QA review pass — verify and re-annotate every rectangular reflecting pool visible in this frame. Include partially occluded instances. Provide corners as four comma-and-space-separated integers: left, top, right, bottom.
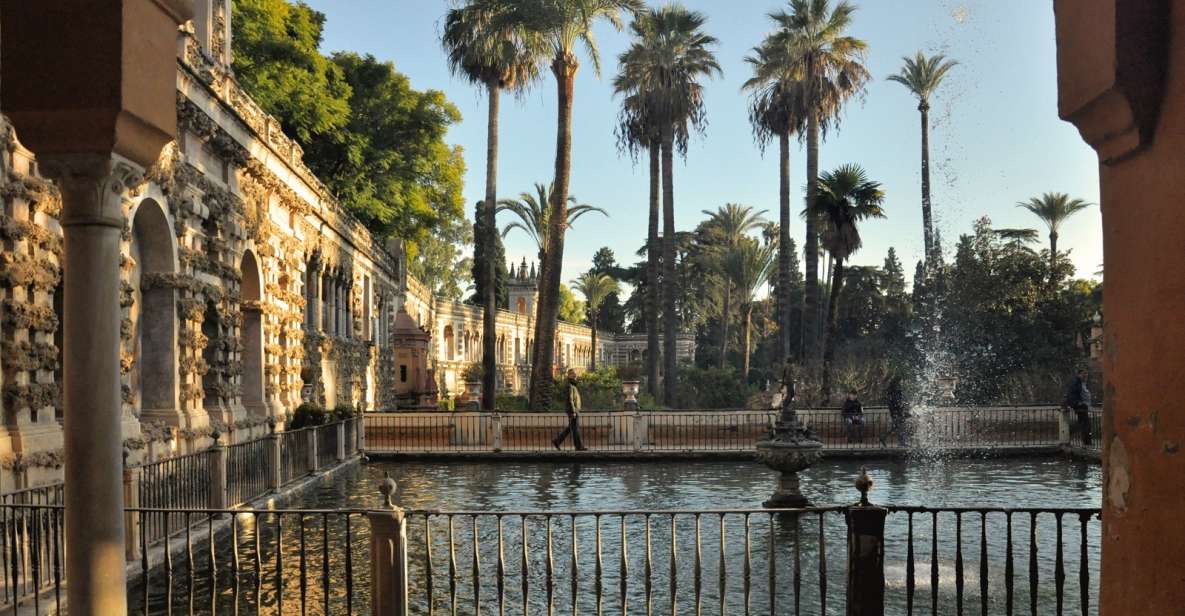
130, 457, 1101, 615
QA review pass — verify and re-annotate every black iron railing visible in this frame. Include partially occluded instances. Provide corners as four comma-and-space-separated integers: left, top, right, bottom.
365, 407, 1075, 455
316, 423, 340, 469
0, 500, 1101, 615
227, 437, 272, 507
281, 428, 312, 484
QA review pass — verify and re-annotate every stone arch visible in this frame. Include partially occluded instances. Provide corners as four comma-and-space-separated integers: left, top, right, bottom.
200, 299, 221, 411
444, 325, 455, 361
239, 249, 266, 416
129, 198, 179, 423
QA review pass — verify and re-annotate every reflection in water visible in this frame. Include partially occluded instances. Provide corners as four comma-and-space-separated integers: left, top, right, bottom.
129, 457, 1100, 615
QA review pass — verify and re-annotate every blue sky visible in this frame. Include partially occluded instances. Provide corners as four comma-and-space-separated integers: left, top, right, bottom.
303, 0, 1102, 284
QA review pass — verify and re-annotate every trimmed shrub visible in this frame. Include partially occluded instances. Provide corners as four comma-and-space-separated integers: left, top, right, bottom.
290, 403, 327, 429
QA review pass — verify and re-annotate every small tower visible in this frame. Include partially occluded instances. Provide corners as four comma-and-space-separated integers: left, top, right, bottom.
508, 257, 539, 320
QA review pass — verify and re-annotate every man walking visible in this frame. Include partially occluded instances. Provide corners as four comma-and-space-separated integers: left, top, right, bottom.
553, 369, 587, 451
1064, 368, 1093, 446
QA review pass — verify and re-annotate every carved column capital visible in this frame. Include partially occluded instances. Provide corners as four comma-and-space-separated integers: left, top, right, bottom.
38, 154, 145, 228
1054, 0, 1170, 164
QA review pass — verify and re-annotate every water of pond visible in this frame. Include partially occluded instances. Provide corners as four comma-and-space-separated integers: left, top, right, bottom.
131, 456, 1101, 615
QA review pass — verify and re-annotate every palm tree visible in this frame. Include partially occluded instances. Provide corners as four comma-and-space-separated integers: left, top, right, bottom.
809, 163, 885, 401
725, 238, 776, 379
887, 51, 957, 264
1016, 192, 1093, 286
743, 44, 807, 364
614, 91, 663, 397
615, 4, 721, 405
492, 0, 642, 410
497, 182, 607, 260
754, 0, 870, 362
702, 203, 767, 367
443, 0, 541, 411
572, 272, 621, 371
993, 227, 1040, 248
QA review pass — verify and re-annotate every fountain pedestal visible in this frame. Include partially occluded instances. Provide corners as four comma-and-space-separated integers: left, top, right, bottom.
756, 387, 823, 507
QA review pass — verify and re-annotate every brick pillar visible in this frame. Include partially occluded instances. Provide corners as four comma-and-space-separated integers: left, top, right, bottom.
268, 431, 282, 491
368, 473, 408, 616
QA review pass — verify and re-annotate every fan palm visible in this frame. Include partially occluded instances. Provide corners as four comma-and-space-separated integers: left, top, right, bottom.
1016, 192, 1093, 286
497, 182, 607, 261
725, 238, 776, 378
614, 89, 663, 396
808, 164, 885, 401
443, 0, 542, 410
743, 43, 808, 363
615, 4, 721, 405
490, 0, 643, 410
572, 272, 621, 371
752, 0, 870, 362
993, 227, 1040, 248
887, 51, 957, 263
702, 203, 768, 367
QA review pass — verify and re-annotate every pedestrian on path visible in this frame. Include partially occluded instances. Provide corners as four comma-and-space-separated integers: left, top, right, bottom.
1064, 368, 1093, 446
553, 369, 587, 451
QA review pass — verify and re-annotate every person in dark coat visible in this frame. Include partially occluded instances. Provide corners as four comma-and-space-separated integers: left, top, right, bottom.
881, 376, 908, 447
552, 369, 587, 451
1064, 368, 1093, 446
841, 390, 865, 444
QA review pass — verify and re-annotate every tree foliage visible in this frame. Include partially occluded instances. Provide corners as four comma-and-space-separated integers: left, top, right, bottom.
469, 200, 509, 309
233, 1, 466, 251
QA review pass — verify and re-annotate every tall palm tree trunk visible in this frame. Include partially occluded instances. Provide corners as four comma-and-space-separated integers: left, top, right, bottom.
741, 303, 753, 380
1049, 230, 1059, 286
821, 258, 845, 403
481, 80, 500, 410
646, 141, 661, 397
920, 101, 934, 264
802, 110, 821, 361
661, 125, 677, 406
529, 58, 576, 411
590, 312, 598, 372
719, 283, 730, 368
777, 130, 793, 362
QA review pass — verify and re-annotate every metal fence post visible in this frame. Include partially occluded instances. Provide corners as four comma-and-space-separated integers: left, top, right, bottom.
357, 414, 366, 454
491, 413, 503, 452
208, 433, 228, 510
846, 467, 887, 616
123, 464, 142, 561
308, 428, 319, 474
268, 429, 283, 491
1057, 408, 1072, 447
369, 473, 409, 616
337, 420, 347, 462
633, 411, 646, 452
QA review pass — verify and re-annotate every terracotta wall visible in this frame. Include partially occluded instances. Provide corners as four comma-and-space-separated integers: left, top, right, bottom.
1059, 0, 1185, 611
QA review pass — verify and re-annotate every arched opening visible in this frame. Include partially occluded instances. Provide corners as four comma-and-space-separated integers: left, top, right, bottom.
129, 200, 178, 421
201, 300, 221, 411
517, 297, 526, 315
444, 325, 455, 361
240, 250, 266, 415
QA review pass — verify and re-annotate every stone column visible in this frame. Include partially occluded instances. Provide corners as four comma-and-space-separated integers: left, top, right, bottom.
47, 154, 142, 615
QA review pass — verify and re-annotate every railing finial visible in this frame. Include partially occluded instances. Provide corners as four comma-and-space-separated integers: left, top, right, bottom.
855, 466, 874, 507
379, 471, 397, 509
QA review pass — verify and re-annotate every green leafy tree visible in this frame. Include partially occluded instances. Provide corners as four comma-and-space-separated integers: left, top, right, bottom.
590, 248, 627, 334
1015, 192, 1093, 287
572, 272, 621, 370
614, 4, 721, 405
231, 0, 351, 144
752, 0, 871, 361
887, 52, 958, 263
557, 284, 586, 325
443, 0, 542, 410
409, 217, 472, 301
309, 53, 466, 246
809, 163, 885, 401
469, 200, 509, 309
